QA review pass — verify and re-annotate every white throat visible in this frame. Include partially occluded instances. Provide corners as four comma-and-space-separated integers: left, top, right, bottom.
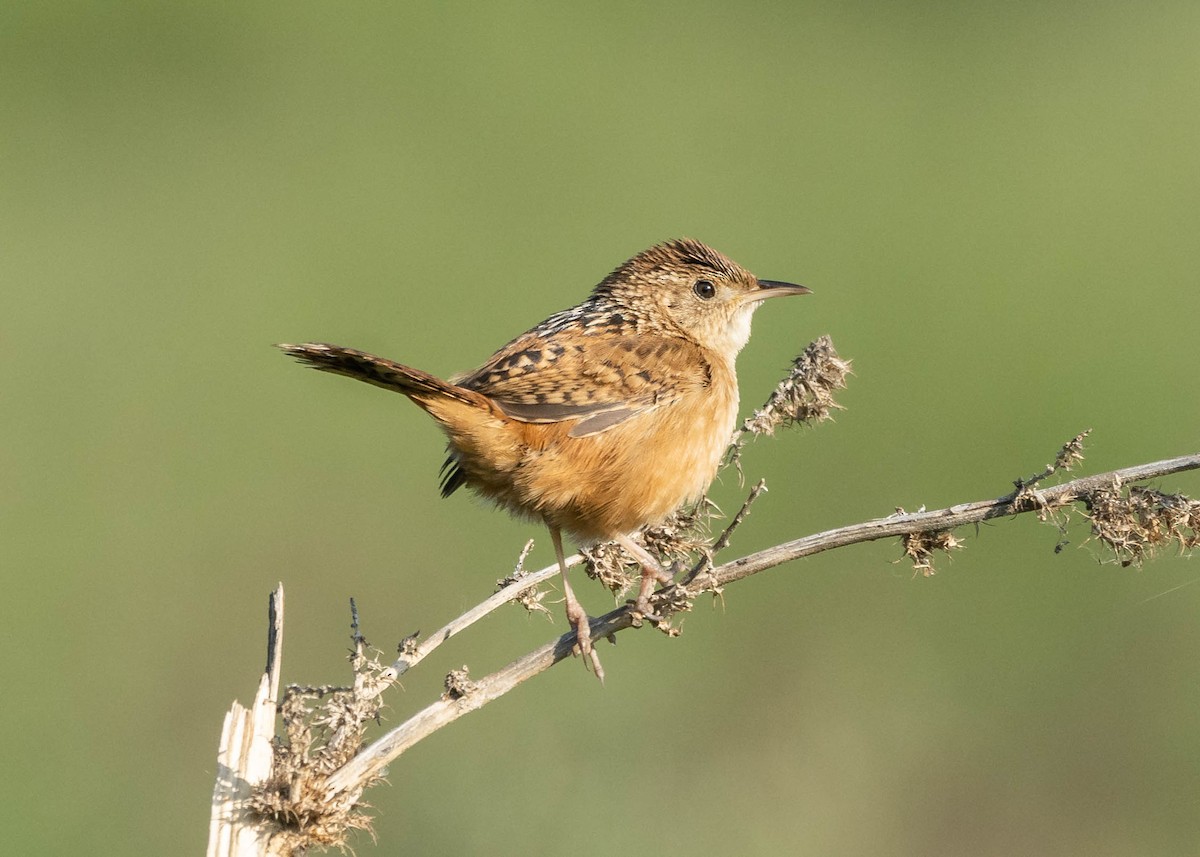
714, 302, 758, 357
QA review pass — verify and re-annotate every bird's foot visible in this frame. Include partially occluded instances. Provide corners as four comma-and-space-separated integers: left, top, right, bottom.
650, 564, 675, 587
564, 600, 605, 682
628, 559, 673, 626
630, 592, 666, 627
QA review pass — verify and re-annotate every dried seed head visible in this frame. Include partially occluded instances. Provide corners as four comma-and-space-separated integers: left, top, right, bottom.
247, 615, 390, 852
901, 529, 964, 577
497, 539, 554, 618
1084, 482, 1200, 566
398, 630, 420, 659
1015, 429, 1093, 500
581, 540, 638, 596
1054, 430, 1091, 473
584, 499, 718, 596
443, 666, 479, 700
249, 678, 385, 850
640, 497, 719, 564
738, 335, 851, 439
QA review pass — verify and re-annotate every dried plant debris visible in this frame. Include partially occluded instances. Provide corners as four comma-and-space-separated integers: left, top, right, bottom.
1084, 482, 1200, 566
443, 666, 479, 700
398, 630, 420, 660
1009, 432, 1200, 565
506, 576, 554, 617
249, 632, 389, 852
642, 497, 720, 566
895, 433, 1197, 574
583, 498, 719, 597
735, 335, 851, 441
1014, 429, 1092, 499
580, 539, 638, 597
497, 539, 553, 618
1053, 430, 1089, 473
901, 529, 964, 577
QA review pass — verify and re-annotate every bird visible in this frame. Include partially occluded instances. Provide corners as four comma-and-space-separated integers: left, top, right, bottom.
278, 238, 810, 679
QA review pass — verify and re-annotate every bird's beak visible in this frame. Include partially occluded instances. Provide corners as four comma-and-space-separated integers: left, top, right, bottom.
748, 279, 813, 302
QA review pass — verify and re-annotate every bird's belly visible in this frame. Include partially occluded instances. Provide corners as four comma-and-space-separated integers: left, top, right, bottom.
509, 384, 740, 542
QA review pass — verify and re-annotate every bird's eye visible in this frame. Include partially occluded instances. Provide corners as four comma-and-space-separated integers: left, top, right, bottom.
693, 280, 716, 300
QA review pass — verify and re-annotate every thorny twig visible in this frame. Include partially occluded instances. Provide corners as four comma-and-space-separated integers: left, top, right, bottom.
682, 479, 767, 590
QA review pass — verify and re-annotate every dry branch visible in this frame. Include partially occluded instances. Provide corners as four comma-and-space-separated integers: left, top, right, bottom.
323, 449, 1200, 800
213, 450, 1200, 853
208, 585, 286, 857
208, 334, 1199, 855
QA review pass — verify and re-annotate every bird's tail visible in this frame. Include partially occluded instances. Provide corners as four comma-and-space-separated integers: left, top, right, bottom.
277, 342, 487, 411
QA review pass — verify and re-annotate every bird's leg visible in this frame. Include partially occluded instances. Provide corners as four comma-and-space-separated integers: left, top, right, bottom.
613, 533, 674, 623
548, 523, 604, 681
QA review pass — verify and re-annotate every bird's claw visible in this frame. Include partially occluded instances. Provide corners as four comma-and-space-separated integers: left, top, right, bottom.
567, 609, 605, 682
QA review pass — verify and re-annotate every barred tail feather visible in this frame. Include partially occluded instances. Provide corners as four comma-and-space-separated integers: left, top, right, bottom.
276, 342, 479, 406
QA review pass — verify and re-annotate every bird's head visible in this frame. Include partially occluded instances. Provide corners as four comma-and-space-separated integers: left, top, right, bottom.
594, 238, 810, 356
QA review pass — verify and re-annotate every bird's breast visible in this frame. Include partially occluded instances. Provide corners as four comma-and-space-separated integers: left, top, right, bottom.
510, 356, 740, 541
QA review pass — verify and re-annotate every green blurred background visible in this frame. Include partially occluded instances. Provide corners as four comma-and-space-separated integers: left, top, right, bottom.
4, 2, 1199, 854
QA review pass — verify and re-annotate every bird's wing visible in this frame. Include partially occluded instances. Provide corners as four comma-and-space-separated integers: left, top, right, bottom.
455, 333, 710, 438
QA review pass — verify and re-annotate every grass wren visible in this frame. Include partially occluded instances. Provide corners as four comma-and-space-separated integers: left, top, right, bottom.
279, 238, 810, 679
